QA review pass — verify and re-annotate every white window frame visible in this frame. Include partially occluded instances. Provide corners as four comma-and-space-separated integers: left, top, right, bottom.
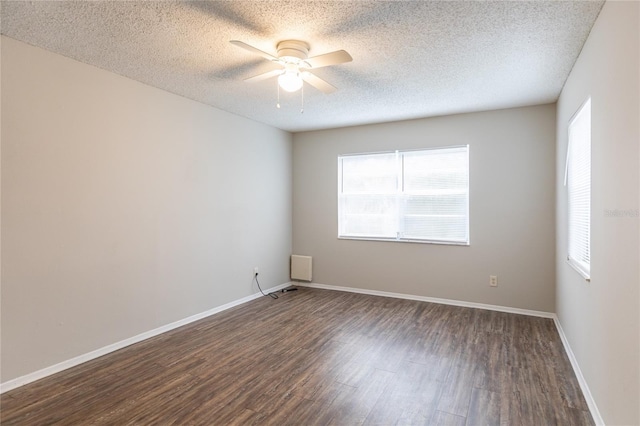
337, 145, 469, 245
565, 98, 591, 281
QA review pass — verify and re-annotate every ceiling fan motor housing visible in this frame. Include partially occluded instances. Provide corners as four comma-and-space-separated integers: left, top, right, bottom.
277, 40, 310, 64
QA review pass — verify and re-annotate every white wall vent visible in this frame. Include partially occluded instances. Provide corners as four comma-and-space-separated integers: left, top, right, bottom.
291, 255, 312, 282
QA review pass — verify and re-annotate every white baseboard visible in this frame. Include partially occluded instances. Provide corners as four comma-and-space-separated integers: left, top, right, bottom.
553, 317, 604, 426
0, 282, 291, 394
294, 281, 555, 318
294, 281, 602, 425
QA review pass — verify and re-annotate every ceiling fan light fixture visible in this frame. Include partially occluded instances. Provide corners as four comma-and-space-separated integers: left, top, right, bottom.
231, 39, 351, 96
278, 70, 303, 92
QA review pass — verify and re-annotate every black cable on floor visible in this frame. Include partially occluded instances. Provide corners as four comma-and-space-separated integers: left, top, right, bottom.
254, 273, 278, 299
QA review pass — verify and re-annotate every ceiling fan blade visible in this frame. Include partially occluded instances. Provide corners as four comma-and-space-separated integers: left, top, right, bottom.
302, 72, 337, 94
244, 69, 283, 83
304, 50, 352, 69
230, 40, 277, 62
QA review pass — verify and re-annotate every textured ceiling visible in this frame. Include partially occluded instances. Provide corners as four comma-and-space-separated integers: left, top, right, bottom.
0, 1, 604, 132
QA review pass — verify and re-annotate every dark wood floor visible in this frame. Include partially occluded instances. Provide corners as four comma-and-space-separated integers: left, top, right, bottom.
2, 287, 593, 425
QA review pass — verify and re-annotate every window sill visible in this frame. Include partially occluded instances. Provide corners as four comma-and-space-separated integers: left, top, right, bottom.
338, 236, 470, 247
567, 258, 591, 282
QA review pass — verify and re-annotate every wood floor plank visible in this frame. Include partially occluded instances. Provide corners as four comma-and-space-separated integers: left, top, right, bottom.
365, 361, 442, 425
437, 362, 476, 417
1, 288, 595, 425
472, 332, 508, 393
430, 410, 467, 426
467, 387, 501, 426
319, 368, 394, 425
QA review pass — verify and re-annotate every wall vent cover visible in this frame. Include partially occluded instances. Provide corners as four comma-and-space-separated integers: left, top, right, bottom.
291, 255, 312, 282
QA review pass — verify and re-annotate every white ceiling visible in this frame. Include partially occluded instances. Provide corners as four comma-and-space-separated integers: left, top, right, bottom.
0, 1, 604, 133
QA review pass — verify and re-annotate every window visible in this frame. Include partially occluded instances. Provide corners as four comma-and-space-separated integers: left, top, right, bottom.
338, 146, 469, 245
565, 98, 591, 280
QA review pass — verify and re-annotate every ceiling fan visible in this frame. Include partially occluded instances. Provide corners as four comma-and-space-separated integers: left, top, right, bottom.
230, 40, 352, 94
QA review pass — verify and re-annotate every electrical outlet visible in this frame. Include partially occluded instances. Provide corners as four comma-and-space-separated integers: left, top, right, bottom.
490, 275, 498, 287
254, 267, 259, 276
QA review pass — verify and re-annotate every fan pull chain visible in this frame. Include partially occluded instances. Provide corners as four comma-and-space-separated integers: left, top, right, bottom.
300, 84, 304, 114
276, 81, 281, 109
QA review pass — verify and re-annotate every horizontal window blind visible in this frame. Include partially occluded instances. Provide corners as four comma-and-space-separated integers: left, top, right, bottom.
338, 146, 469, 244
566, 98, 591, 279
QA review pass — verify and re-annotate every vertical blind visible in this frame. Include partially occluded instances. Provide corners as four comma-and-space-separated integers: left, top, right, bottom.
338, 146, 469, 244
566, 98, 591, 279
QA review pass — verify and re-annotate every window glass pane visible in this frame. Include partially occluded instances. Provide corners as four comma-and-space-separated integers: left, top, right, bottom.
402, 194, 467, 241
339, 195, 397, 238
341, 153, 397, 194
404, 194, 467, 216
403, 148, 468, 193
403, 215, 467, 242
339, 152, 398, 239
400, 147, 469, 242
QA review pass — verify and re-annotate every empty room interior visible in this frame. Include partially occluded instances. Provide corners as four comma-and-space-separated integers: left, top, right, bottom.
1, 1, 639, 425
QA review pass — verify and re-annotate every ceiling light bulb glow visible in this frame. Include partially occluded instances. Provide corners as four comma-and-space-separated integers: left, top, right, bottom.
278, 71, 303, 92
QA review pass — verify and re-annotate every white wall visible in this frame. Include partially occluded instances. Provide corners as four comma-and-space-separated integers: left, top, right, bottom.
293, 104, 556, 312
0, 36, 292, 382
555, 2, 639, 425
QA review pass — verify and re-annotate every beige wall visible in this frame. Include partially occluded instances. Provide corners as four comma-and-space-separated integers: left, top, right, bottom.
0, 37, 292, 382
293, 104, 556, 312
555, 2, 639, 425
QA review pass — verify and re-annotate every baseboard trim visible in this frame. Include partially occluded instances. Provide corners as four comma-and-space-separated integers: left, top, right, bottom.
295, 282, 555, 318
0, 282, 291, 394
552, 317, 604, 426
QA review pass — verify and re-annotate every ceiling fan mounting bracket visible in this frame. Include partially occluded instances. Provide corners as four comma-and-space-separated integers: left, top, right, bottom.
276, 40, 310, 63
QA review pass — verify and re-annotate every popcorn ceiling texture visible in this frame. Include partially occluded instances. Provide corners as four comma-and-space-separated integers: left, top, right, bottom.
0, 1, 603, 132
